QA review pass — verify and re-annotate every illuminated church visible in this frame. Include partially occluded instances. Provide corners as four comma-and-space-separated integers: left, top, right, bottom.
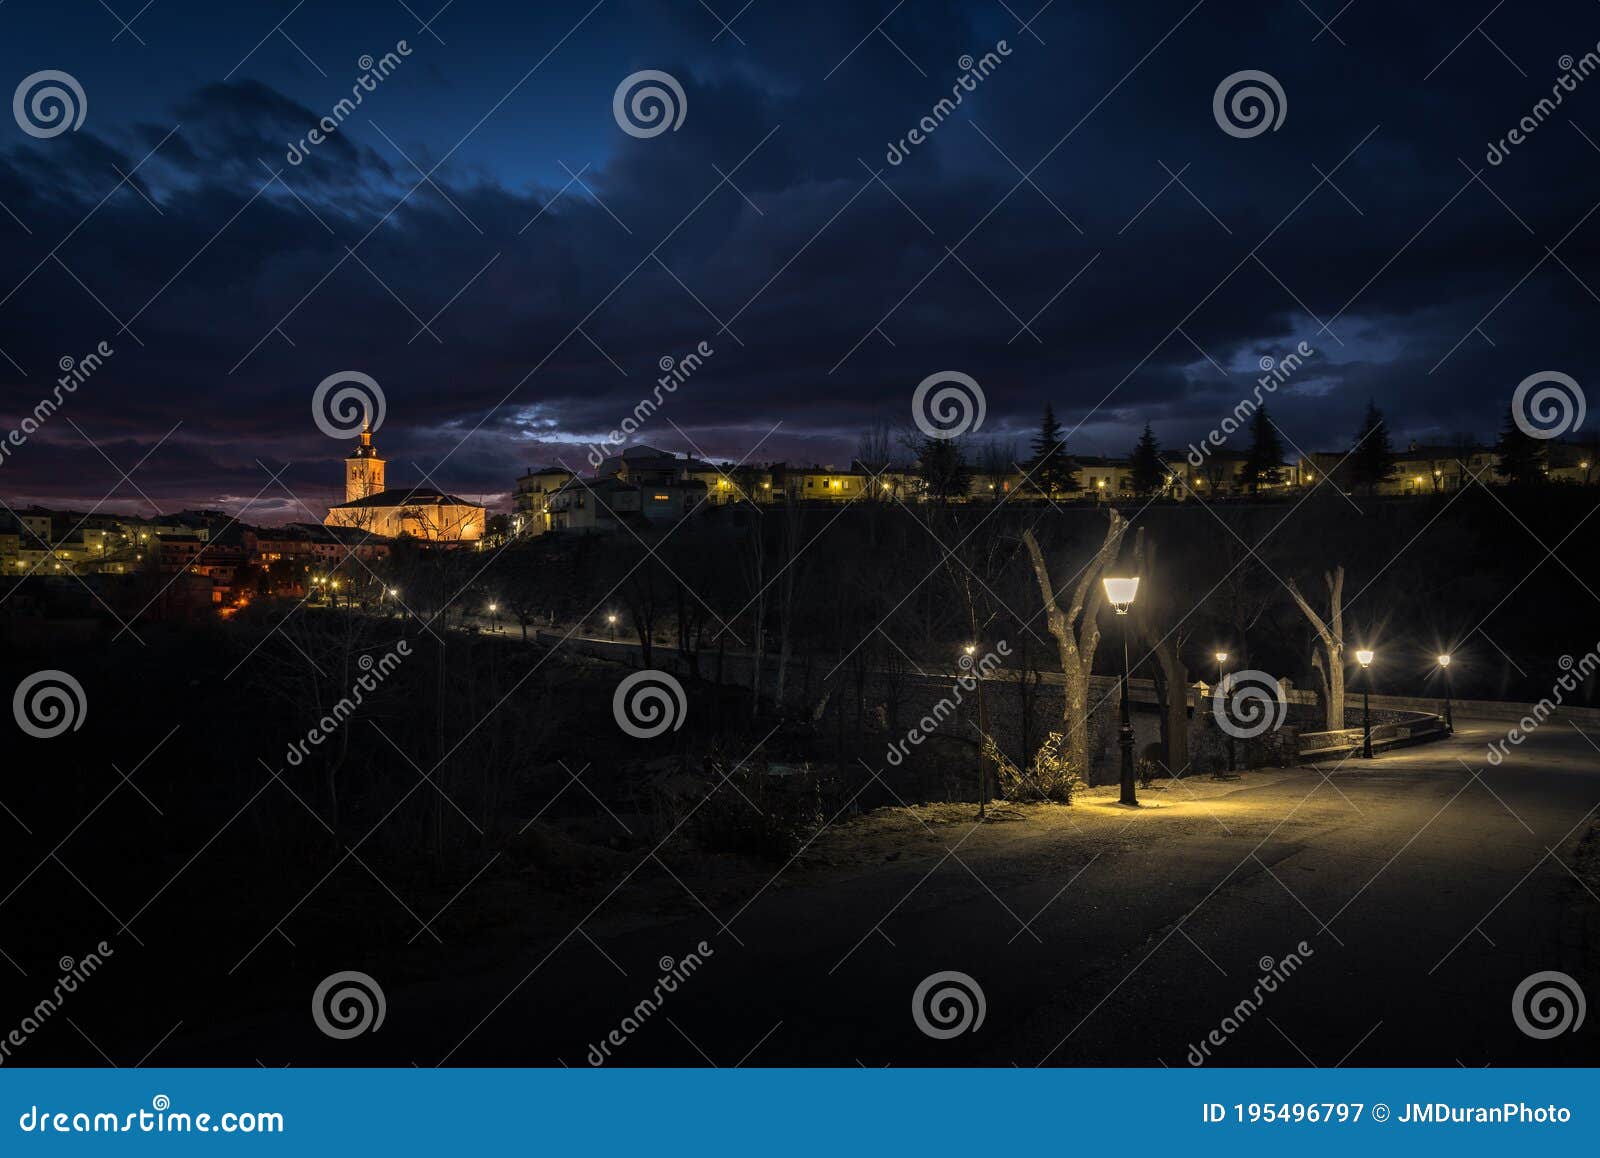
323, 426, 485, 542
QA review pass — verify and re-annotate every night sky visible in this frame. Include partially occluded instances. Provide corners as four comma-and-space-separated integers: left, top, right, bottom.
2, 0, 1598, 519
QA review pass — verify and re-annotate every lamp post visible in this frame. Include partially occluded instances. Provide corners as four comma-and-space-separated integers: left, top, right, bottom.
607, 612, 618, 640
1438, 653, 1454, 734
1215, 650, 1234, 773
963, 643, 986, 813
1356, 648, 1375, 758
1103, 576, 1141, 805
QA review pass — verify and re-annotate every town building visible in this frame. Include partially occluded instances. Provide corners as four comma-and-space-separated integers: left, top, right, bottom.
323, 424, 485, 542
1292, 438, 1598, 494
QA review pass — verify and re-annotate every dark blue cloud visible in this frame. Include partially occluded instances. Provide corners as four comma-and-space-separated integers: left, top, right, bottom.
3, 0, 1600, 514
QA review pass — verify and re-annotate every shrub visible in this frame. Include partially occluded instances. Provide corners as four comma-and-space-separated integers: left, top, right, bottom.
992, 731, 1086, 804
684, 750, 822, 861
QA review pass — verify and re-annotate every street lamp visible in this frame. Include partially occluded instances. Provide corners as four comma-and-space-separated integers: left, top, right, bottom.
607, 612, 618, 640
1355, 648, 1375, 758
1103, 576, 1140, 805
1438, 653, 1454, 734
1215, 650, 1234, 774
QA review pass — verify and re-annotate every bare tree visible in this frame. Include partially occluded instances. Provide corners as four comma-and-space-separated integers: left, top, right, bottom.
772, 501, 810, 710
1288, 565, 1346, 730
1022, 509, 1130, 780
857, 417, 893, 471
737, 505, 768, 715
977, 438, 1017, 500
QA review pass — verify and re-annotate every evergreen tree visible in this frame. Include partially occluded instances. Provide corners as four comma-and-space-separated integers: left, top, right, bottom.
1348, 400, 1397, 495
1495, 406, 1546, 485
1129, 422, 1165, 496
916, 435, 972, 502
1241, 407, 1284, 493
1025, 404, 1079, 497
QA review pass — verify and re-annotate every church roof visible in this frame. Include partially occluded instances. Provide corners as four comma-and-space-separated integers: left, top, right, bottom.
330, 485, 480, 510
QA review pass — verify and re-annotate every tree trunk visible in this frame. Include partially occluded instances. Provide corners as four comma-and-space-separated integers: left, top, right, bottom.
1022, 511, 1128, 783
1289, 566, 1346, 729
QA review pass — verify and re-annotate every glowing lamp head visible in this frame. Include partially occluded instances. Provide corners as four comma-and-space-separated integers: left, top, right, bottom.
1102, 576, 1140, 612
963, 644, 977, 657
1355, 648, 1374, 669
488, 602, 498, 613
1215, 651, 1229, 665
1437, 653, 1451, 668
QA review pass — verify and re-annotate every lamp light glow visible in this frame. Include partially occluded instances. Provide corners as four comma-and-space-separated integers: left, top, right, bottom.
1437, 653, 1451, 668
1102, 576, 1140, 611
1355, 648, 1374, 668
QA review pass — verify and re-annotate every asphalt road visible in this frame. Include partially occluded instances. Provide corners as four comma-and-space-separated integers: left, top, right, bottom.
189, 715, 1600, 1067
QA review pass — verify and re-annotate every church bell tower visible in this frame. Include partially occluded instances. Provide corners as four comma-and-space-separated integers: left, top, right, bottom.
345, 425, 386, 502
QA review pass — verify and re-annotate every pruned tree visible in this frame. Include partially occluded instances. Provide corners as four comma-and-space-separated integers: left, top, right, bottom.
1022, 509, 1130, 781
1287, 565, 1346, 730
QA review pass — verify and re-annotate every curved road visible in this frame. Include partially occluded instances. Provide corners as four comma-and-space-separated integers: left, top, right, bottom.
191, 716, 1600, 1067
